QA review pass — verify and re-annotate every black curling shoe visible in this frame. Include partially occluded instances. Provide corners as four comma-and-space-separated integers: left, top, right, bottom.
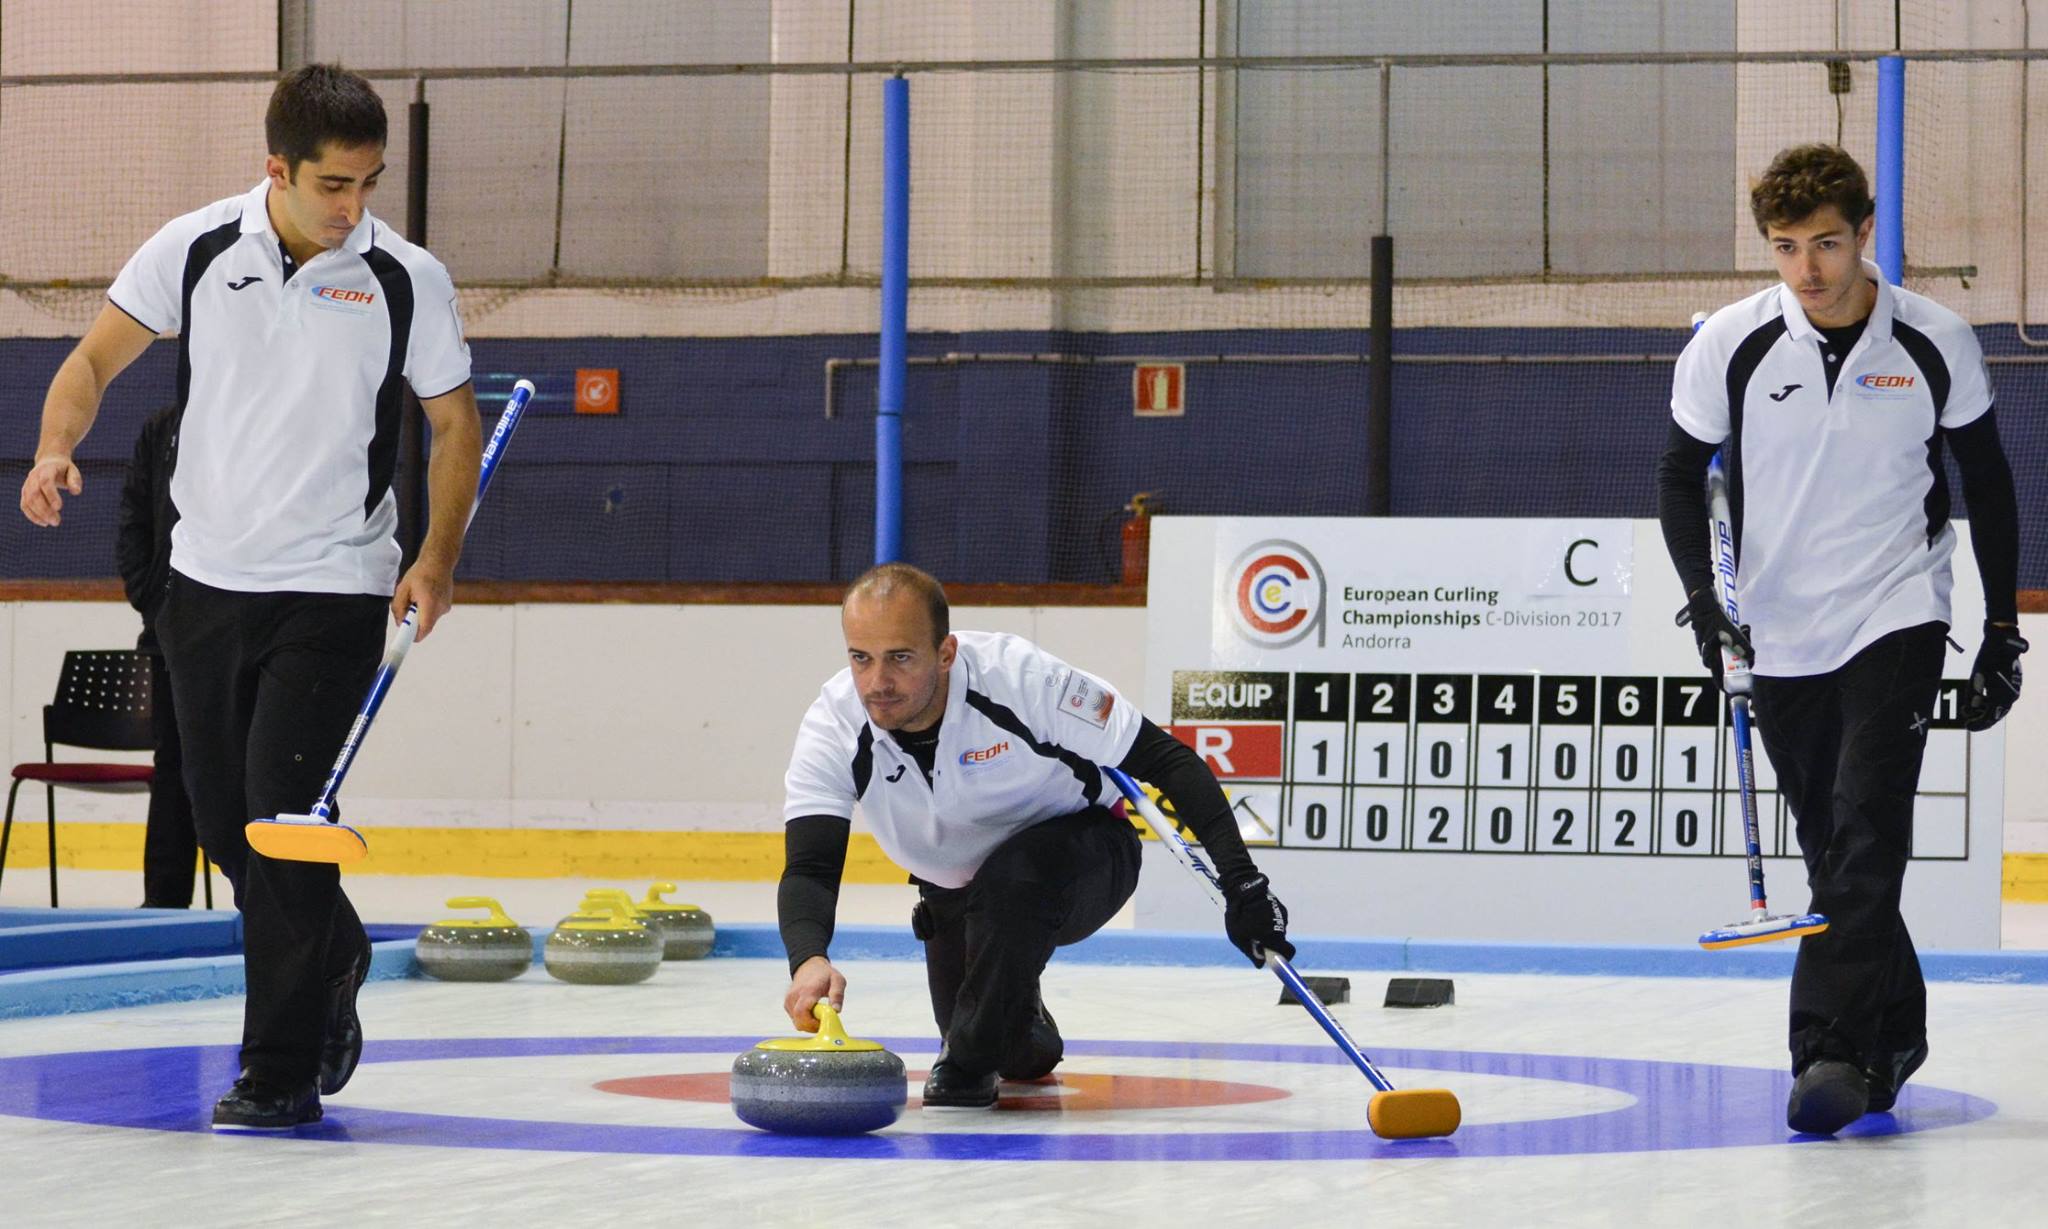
922, 1055, 999, 1109
212, 1077, 323, 1132
319, 932, 372, 1095
1786, 1059, 1869, 1135
1863, 1041, 1929, 1114
999, 995, 1064, 1082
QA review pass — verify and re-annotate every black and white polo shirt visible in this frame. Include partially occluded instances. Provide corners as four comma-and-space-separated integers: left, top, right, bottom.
783, 631, 1143, 888
1672, 261, 1992, 677
107, 181, 471, 596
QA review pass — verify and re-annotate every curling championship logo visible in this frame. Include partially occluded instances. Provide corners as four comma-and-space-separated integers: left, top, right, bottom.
1227, 540, 1327, 649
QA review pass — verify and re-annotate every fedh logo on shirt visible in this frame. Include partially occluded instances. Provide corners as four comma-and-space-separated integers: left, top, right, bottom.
957, 739, 1011, 774
1854, 372, 1917, 399
310, 284, 376, 316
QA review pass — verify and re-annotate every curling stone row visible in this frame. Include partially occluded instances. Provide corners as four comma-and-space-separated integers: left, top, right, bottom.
413, 884, 715, 982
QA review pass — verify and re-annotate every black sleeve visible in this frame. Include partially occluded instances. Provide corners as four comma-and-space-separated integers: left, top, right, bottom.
1946, 408, 2020, 626
1116, 717, 1259, 886
1655, 420, 1722, 602
114, 419, 158, 613
777, 815, 851, 974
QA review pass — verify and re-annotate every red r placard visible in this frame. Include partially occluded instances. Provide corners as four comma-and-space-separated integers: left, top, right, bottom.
1164, 723, 1284, 778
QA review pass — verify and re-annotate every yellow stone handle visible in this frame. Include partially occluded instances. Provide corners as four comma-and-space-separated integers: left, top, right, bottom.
754, 998, 883, 1052
444, 896, 517, 927
811, 1000, 853, 1045
584, 888, 645, 918
640, 882, 704, 911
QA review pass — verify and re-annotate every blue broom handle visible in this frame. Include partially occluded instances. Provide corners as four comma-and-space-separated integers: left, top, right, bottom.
1730, 696, 1770, 912
308, 379, 536, 820
1707, 453, 1771, 913
471, 378, 534, 523
308, 615, 416, 820
1103, 766, 1397, 1094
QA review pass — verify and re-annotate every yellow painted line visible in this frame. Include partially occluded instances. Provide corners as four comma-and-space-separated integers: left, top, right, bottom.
2005, 853, 2048, 904
1, 823, 911, 884
13, 820, 2048, 901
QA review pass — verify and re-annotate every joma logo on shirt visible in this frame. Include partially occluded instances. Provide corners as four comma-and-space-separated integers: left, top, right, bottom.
958, 740, 1010, 765
1855, 373, 1915, 390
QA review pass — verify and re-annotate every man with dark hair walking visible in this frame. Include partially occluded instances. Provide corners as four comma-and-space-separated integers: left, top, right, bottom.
116, 403, 204, 909
779, 563, 1296, 1108
19, 63, 481, 1130
1658, 143, 2023, 1135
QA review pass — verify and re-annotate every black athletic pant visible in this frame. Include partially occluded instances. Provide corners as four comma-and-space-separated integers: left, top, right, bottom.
140, 651, 201, 908
1752, 621, 1946, 1074
917, 806, 1141, 1076
157, 571, 383, 1088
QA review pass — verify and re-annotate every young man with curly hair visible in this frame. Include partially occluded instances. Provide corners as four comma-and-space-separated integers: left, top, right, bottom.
1657, 144, 2023, 1134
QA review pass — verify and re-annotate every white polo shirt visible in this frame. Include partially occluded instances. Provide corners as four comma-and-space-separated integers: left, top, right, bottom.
108, 181, 472, 596
1672, 261, 1993, 677
783, 631, 1143, 889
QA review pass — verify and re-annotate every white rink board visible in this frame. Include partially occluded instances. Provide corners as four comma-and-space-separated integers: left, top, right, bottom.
1136, 517, 2003, 949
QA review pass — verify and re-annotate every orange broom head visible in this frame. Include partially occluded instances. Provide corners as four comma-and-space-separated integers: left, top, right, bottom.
1367, 1088, 1462, 1140
245, 817, 368, 865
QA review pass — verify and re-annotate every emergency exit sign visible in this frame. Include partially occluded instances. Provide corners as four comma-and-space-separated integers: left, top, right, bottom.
1133, 363, 1185, 417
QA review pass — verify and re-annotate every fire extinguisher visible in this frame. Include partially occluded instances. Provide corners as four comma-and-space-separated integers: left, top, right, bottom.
1121, 492, 1157, 587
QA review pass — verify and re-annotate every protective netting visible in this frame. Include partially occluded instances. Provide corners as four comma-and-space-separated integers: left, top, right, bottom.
2, 0, 2043, 586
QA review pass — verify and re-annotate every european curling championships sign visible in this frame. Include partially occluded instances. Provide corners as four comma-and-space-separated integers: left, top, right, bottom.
1136, 518, 2004, 949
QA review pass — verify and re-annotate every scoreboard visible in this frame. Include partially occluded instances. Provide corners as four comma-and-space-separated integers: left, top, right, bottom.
1168, 670, 1975, 862
1137, 517, 2003, 948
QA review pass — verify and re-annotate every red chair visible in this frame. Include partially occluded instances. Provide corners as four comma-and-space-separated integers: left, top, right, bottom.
2, 650, 207, 907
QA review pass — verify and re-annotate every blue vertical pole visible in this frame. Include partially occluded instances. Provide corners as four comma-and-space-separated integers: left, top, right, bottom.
876, 75, 909, 565
1875, 55, 1905, 285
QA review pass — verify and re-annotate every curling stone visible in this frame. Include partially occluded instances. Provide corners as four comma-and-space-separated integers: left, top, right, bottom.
589, 886, 714, 961
542, 896, 663, 985
414, 896, 534, 982
730, 1001, 906, 1135
636, 882, 716, 960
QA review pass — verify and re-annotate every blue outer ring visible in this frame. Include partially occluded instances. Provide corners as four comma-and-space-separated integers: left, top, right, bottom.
0, 1036, 1994, 1161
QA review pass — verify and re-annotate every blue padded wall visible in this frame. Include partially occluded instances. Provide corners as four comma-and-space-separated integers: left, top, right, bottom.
4, 328, 2042, 587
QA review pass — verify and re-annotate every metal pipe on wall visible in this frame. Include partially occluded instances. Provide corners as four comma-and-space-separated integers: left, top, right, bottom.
876, 74, 909, 566
2019, 0, 2047, 345
1367, 235, 1394, 517
1368, 62, 1393, 518
398, 80, 430, 567
1875, 55, 1905, 285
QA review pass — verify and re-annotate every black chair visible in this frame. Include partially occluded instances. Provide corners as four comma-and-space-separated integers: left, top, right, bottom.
2, 650, 211, 908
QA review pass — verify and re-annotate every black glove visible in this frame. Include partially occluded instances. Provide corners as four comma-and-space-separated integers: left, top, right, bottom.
1675, 585, 1754, 682
1222, 873, 1294, 968
1963, 622, 2028, 732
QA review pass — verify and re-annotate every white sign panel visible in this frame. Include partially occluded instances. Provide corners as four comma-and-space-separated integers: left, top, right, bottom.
1139, 517, 2003, 949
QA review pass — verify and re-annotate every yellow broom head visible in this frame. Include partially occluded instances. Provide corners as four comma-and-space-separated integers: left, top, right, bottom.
1367, 1088, 1462, 1140
245, 816, 368, 864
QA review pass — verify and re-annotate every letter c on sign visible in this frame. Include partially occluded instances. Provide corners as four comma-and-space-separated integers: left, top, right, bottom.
1564, 539, 1598, 587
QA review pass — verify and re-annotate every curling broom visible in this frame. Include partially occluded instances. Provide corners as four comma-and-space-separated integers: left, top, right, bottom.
1693, 409, 1829, 950
245, 379, 536, 864
1106, 767, 1461, 1140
